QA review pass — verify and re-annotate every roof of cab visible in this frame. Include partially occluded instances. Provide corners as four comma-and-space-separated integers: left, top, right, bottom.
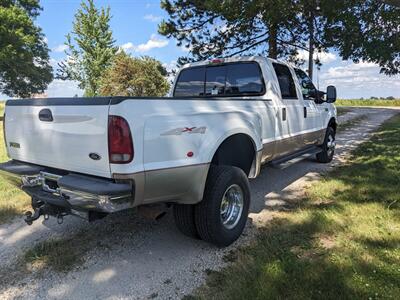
181, 55, 298, 71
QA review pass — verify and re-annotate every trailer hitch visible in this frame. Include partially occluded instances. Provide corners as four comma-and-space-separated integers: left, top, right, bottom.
24, 199, 70, 225
24, 209, 42, 225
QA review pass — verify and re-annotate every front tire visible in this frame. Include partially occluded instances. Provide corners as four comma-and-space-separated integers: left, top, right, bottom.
195, 165, 250, 247
316, 127, 336, 163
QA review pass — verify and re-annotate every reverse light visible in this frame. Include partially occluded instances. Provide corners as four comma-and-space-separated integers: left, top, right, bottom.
108, 115, 133, 164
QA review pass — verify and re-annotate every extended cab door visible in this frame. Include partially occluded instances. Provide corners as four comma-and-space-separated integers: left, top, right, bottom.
294, 68, 325, 139
272, 62, 307, 153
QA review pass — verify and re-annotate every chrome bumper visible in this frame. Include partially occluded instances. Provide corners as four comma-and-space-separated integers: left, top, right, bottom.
0, 161, 134, 213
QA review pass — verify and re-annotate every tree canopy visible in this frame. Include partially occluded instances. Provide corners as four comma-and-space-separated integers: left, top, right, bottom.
0, 0, 53, 97
100, 52, 170, 97
159, 0, 400, 77
57, 0, 118, 96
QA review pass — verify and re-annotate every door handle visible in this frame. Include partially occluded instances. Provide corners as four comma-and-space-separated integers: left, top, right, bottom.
282, 108, 287, 121
304, 107, 307, 118
38, 109, 53, 122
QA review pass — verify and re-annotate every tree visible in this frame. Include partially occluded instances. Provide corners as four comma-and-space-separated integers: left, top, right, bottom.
159, 0, 304, 63
323, 0, 400, 76
0, 0, 53, 97
99, 52, 170, 97
159, 0, 400, 77
57, 0, 117, 96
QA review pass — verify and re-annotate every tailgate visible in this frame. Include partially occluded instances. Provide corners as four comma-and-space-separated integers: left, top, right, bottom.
4, 99, 112, 178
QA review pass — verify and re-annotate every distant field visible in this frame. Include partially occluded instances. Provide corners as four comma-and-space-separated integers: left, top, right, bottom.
336, 99, 400, 107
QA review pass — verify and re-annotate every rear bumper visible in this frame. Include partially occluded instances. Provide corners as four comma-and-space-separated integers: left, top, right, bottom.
0, 160, 134, 213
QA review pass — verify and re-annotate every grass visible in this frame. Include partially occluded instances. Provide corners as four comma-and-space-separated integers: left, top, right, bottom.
0, 121, 30, 224
338, 115, 367, 132
336, 107, 351, 116
193, 114, 400, 300
336, 99, 400, 107
23, 232, 93, 272
0, 102, 4, 117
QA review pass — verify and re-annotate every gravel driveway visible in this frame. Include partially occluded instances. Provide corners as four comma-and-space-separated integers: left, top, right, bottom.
0, 107, 398, 300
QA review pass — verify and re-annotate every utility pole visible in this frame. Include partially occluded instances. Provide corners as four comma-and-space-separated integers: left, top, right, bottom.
308, 9, 314, 80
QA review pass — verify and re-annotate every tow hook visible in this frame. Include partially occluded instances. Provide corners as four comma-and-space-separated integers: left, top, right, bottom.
24, 209, 42, 225
57, 213, 64, 224
24, 200, 70, 225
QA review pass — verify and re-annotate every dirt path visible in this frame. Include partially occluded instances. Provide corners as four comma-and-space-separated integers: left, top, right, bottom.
0, 107, 398, 300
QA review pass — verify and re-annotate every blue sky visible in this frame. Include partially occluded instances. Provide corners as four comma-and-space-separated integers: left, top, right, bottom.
8, 0, 400, 99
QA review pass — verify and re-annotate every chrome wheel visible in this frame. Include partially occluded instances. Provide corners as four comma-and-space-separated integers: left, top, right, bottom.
327, 134, 336, 156
220, 184, 244, 230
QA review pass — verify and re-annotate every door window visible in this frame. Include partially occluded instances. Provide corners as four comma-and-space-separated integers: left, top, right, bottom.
272, 63, 297, 99
225, 63, 264, 95
294, 68, 317, 100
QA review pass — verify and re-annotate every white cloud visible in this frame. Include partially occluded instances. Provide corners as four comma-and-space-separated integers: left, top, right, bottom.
318, 61, 400, 98
180, 44, 192, 53
297, 50, 337, 64
45, 79, 83, 97
52, 44, 68, 53
144, 14, 162, 22
162, 60, 177, 73
121, 42, 134, 52
121, 34, 169, 53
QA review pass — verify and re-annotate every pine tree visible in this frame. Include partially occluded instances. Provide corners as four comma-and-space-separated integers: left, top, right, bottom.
159, 0, 400, 76
57, 0, 117, 96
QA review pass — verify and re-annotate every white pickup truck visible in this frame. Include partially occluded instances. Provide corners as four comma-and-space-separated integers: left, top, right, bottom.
0, 56, 337, 247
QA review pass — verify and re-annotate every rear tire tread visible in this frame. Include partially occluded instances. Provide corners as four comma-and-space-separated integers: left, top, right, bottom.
173, 204, 198, 238
195, 165, 250, 247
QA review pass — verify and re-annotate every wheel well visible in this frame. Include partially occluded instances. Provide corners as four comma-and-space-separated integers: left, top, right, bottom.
211, 134, 256, 176
328, 117, 337, 133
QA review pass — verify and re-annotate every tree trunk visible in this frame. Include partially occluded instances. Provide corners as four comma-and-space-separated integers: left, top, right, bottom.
308, 11, 314, 80
268, 23, 278, 59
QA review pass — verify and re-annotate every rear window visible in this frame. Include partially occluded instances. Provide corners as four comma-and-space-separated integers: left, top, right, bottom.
173, 66, 205, 97
174, 62, 264, 97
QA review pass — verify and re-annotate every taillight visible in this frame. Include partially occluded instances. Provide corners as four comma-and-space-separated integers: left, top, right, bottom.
108, 115, 133, 164
3, 112, 9, 158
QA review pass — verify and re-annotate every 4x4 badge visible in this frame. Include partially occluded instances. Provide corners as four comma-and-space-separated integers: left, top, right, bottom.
161, 126, 207, 136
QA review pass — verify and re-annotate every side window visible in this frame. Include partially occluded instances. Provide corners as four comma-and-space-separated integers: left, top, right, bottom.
272, 63, 297, 99
226, 63, 264, 95
174, 67, 205, 97
294, 68, 317, 99
205, 66, 227, 96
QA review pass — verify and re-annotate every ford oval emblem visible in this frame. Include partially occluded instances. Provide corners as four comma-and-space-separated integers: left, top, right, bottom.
89, 153, 101, 160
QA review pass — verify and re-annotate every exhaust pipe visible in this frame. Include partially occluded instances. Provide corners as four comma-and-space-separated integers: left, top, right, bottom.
138, 205, 167, 221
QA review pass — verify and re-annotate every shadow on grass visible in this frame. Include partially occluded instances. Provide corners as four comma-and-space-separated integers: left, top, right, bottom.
192, 114, 400, 300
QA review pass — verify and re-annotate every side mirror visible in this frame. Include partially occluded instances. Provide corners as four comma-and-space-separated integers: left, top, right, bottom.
326, 85, 337, 103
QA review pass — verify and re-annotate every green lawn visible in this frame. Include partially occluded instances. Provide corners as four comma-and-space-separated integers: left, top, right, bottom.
0, 102, 4, 118
0, 121, 30, 224
336, 99, 400, 107
193, 114, 400, 300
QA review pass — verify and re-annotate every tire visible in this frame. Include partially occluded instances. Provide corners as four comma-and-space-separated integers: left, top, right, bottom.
173, 204, 199, 238
195, 165, 250, 247
316, 127, 336, 163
